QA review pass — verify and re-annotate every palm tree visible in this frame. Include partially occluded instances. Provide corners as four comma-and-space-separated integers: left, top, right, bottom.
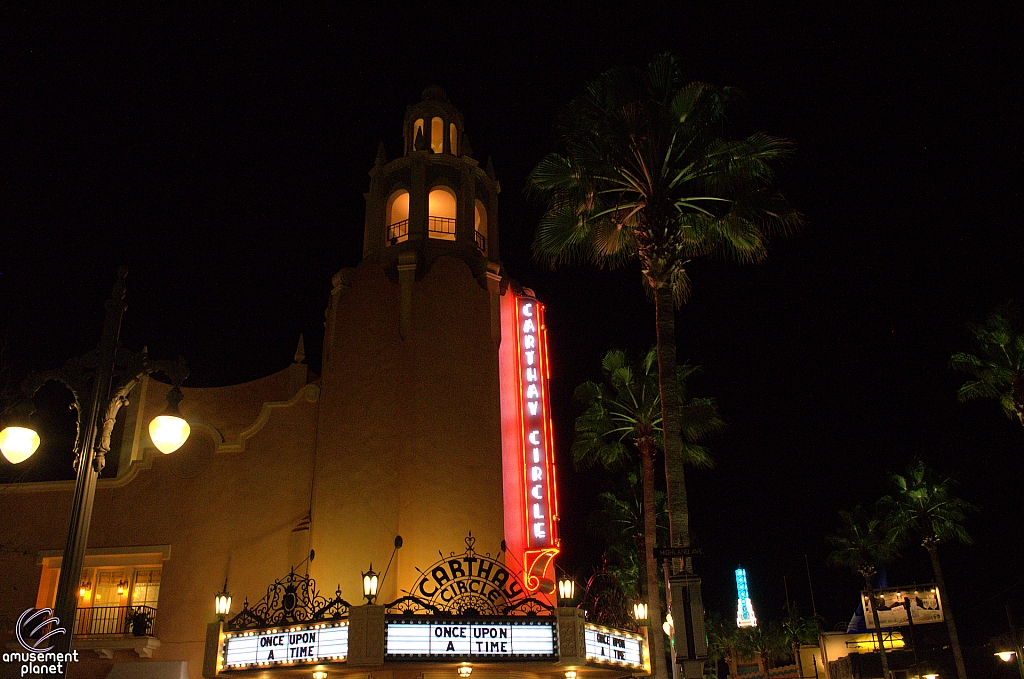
782, 603, 823, 676
590, 475, 666, 602
573, 348, 722, 679
950, 304, 1024, 427
705, 613, 753, 679
827, 503, 898, 679
744, 622, 791, 672
529, 53, 801, 567
883, 461, 976, 679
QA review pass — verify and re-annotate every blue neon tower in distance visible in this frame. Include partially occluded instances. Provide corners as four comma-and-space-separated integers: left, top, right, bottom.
735, 567, 758, 628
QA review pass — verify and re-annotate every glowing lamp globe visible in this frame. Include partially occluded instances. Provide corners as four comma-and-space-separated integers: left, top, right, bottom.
633, 602, 648, 622
150, 415, 190, 454
149, 386, 190, 454
996, 651, 1016, 662
0, 426, 41, 464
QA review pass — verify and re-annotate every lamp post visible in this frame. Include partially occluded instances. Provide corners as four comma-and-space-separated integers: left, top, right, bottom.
0, 268, 189, 671
901, 596, 922, 679
1004, 602, 1024, 679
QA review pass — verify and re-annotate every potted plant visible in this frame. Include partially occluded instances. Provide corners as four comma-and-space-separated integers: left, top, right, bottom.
129, 608, 152, 637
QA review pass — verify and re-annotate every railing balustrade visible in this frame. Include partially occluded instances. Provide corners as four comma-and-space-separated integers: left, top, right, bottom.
388, 219, 409, 244
73, 605, 157, 637
428, 216, 456, 237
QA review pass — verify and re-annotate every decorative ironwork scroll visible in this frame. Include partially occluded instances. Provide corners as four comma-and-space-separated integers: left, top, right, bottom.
385, 596, 443, 616
385, 534, 552, 617
502, 597, 555, 616
226, 569, 351, 631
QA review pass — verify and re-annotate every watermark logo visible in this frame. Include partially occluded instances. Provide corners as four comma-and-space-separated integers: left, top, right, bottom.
15, 608, 65, 653
3, 608, 77, 676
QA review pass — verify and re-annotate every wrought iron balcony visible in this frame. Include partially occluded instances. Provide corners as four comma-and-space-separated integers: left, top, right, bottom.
474, 230, 486, 252
73, 605, 157, 637
428, 216, 456, 238
388, 219, 409, 244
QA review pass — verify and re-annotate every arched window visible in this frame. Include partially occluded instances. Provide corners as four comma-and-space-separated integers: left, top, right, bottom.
430, 117, 444, 154
428, 187, 457, 240
474, 199, 487, 253
413, 119, 425, 151
450, 123, 458, 156
386, 190, 410, 244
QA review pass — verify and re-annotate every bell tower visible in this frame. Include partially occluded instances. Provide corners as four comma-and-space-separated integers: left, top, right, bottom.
311, 88, 508, 605
361, 86, 502, 339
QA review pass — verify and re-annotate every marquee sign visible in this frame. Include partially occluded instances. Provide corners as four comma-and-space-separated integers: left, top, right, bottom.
386, 619, 557, 659
395, 535, 554, 617
584, 624, 646, 669
499, 290, 560, 592
222, 622, 348, 669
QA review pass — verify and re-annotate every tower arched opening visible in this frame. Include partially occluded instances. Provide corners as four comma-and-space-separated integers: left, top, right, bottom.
386, 190, 410, 245
428, 186, 457, 241
430, 117, 444, 154
474, 199, 487, 253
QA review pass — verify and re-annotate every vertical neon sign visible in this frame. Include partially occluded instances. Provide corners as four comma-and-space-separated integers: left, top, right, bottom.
499, 290, 560, 593
735, 568, 757, 628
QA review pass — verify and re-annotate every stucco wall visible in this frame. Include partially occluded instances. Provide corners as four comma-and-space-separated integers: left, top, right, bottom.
309, 255, 506, 605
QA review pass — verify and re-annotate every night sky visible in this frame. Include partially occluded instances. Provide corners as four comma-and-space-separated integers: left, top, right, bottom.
2, 2, 1022, 659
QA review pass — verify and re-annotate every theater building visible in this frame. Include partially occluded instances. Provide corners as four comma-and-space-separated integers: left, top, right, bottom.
0, 89, 650, 679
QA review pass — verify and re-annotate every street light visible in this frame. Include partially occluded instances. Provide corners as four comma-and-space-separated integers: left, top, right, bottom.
0, 268, 188, 672
633, 601, 649, 623
149, 386, 191, 454
0, 401, 40, 463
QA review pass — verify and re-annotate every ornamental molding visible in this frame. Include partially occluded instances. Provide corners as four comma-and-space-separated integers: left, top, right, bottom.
217, 383, 320, 454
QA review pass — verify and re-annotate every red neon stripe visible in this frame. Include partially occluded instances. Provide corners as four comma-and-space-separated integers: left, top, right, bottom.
538, 304, 556, 542
540, 314, 560, 530
514, 300, 531, 549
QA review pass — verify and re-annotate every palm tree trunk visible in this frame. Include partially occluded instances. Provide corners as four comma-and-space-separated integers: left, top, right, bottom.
926, 544, 967, 679
863, 575, 892, 679
654, 284, 690, 556
640, 439, 670, 679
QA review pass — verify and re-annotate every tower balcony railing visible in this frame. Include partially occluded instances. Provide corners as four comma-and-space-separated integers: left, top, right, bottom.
387, 219, 409, 244
474, 230, 486, 252
428, 216, 456, 240
73, 605, 158, 637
